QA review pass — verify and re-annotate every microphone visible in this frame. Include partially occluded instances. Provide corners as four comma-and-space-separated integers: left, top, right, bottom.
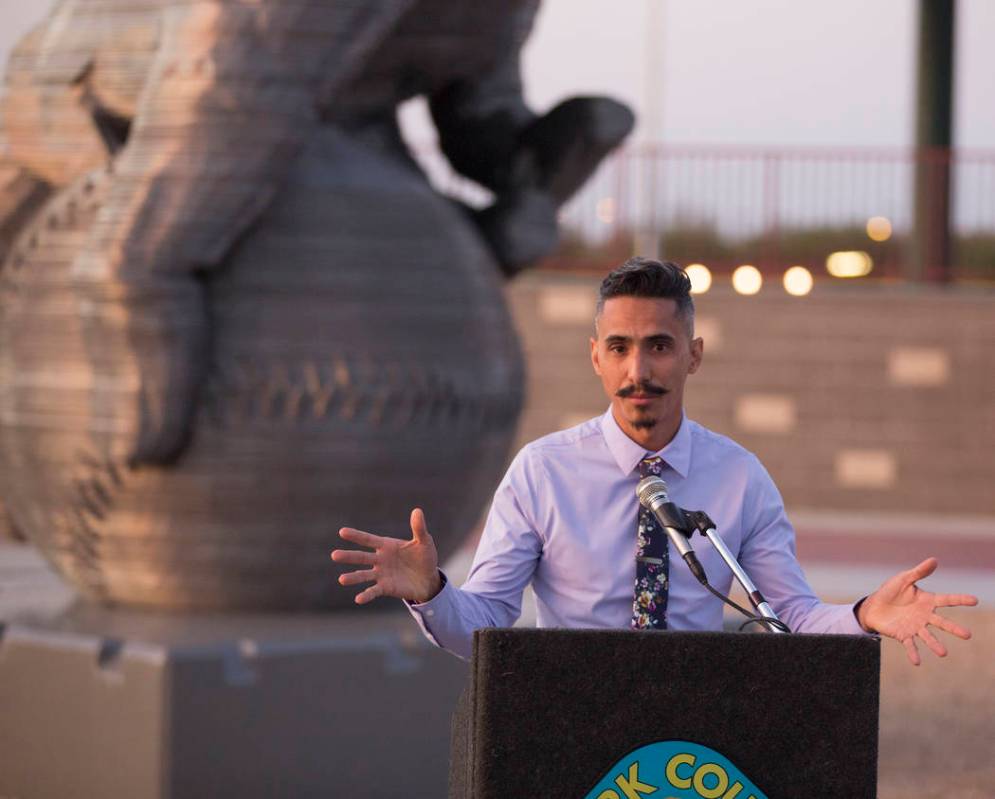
636, 476, 708, 585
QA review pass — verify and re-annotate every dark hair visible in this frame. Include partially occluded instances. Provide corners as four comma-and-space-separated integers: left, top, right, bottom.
596, 257, 695, 334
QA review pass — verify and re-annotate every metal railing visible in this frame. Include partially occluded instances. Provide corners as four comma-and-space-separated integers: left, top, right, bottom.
417, 142, 995, 282
558, 144, 995, 281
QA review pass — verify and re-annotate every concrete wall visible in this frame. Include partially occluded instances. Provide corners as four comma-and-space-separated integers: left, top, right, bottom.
506, 273, 995, 516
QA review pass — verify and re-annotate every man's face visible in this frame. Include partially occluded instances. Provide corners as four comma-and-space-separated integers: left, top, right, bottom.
590, 296, 703, 449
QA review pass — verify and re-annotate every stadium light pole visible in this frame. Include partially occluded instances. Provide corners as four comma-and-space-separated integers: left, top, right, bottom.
911, 0, 955, 283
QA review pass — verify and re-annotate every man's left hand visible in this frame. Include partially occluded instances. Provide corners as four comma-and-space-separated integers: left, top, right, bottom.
857, 557, 978, 666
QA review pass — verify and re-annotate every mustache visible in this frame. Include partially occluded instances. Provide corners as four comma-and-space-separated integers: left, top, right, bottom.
616, 382, 667, 398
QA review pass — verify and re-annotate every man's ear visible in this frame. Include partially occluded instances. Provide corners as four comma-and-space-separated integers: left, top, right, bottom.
590, 337, 602, 376
688, 337, 704, 374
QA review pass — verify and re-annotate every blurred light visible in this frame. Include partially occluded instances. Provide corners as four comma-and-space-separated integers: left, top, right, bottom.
596, 197, 616, 225
866, 216, 892, 242
685, 263, 712, 294
783, 265, 813, 296
731, 265, 762, 295
826, 250, 873, 278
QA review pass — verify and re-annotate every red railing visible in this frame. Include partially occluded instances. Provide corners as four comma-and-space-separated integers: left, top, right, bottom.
556, 144, 995, 281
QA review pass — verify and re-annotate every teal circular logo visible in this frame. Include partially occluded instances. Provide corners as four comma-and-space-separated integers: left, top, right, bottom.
584, 741, 766, 799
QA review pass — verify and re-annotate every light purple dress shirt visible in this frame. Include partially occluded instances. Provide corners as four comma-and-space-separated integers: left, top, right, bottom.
410, 410, 865, 659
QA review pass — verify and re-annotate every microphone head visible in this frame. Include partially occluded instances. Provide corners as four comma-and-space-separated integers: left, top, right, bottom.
636, 475, 669, 508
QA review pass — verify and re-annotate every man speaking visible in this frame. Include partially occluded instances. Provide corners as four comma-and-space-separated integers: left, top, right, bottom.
331, 258, 976, 663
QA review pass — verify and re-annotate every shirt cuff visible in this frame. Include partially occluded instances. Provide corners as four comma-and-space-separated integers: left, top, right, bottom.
851, 596, 874, 635
404, 570, 453, 646
404, 570, 446, 605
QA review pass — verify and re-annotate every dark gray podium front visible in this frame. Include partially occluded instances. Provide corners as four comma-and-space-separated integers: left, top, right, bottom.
450, 629, 880, 799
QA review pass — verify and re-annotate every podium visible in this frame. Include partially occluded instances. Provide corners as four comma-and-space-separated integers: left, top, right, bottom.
450, 629, 880, 799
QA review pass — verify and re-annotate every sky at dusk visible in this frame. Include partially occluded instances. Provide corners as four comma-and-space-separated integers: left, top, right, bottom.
522, 0, 995, 149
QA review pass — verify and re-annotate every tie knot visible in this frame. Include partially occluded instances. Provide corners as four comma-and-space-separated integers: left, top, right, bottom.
639, 456, 664, 478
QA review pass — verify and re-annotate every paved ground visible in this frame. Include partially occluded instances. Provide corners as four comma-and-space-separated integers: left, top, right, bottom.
877, 606, 994, 799
788, 513, 995, 798
3, 525, 993, 797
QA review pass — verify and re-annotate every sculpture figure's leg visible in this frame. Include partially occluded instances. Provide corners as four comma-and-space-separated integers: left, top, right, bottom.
429, 1, 634, 275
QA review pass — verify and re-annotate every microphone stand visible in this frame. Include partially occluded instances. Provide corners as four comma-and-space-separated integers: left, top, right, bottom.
683, 510, 788, 634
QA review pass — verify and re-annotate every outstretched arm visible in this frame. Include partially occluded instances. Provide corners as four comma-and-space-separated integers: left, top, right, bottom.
856, 558, 977, 666
738, 464, 978, 657
332, 500, 540, 661
332, 446, 544, 660
75, 0, 410, 465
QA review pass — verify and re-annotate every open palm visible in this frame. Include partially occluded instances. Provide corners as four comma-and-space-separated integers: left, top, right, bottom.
331, 508, 442, 604
858, 558, 977, 665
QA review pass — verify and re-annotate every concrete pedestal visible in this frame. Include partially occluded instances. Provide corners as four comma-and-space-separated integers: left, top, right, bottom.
0, 601, 466, 798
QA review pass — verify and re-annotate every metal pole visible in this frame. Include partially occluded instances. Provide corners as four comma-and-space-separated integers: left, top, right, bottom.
911, 0, 956, 282
636, 0, 665, 259
700, 527, 787, 633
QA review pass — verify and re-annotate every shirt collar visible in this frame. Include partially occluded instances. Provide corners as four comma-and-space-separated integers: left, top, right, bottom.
600, 407, 692, 479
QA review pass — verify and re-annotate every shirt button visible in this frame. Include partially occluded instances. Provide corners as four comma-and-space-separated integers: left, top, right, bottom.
425, 609, 435, 617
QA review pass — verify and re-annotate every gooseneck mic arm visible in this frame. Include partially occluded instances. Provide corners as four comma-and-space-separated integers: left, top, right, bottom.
636, 476, 791, 634
683, 509, 788, 634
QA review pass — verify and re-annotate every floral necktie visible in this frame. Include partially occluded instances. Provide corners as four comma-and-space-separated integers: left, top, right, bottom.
631, 455, 669, 630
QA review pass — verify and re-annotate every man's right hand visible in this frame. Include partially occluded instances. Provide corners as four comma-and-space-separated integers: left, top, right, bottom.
331, 508, 442, 605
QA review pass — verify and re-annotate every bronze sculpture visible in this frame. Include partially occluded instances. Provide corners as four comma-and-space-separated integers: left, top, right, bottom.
0, 0, 633, 609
